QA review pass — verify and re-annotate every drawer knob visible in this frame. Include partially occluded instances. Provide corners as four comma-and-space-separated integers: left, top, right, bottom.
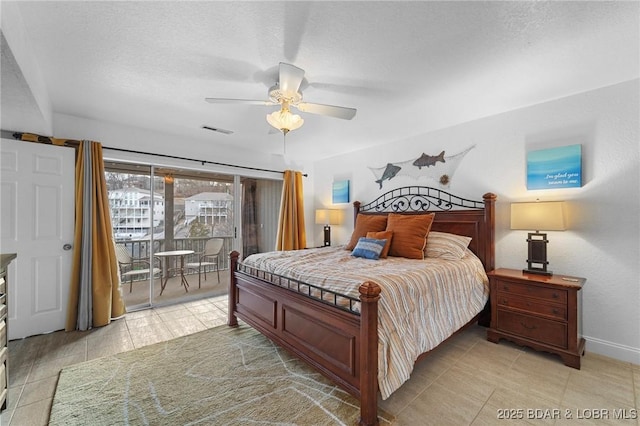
552, 308, 559, 314
520, 322, 537, 330
502, 285, 509, 291
552, 293, 559, 299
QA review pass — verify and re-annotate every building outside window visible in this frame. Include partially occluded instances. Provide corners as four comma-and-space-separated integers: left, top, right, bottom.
108, 187, 165, 240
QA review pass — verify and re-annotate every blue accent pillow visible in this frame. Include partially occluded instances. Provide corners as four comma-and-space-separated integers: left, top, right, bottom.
351, 237, 388, 260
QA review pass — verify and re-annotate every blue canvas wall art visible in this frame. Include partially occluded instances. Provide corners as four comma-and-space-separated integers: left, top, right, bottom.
527, 145, 582, 190
332, 180, 350, 203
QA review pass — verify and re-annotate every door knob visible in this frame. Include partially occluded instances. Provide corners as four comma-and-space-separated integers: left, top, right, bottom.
63, 244, 72, 250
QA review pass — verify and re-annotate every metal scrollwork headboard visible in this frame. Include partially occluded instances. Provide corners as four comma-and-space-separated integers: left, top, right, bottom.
356, 186, 484, 214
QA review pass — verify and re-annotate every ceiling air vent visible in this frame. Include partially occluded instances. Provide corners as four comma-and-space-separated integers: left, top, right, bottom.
202, 125, 233, 135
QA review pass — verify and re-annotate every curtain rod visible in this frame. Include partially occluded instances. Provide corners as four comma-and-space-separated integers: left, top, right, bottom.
102, 146, 308, 177
10, 131, 307, 177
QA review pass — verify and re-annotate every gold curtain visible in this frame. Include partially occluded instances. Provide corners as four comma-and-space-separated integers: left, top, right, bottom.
66, 141, 125, 330
275, 170, 307, 250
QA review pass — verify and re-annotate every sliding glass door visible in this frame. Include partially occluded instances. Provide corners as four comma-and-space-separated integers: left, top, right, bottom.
105, 161, 282, 311
105, 163, 159, 308
241, 177, 282, 256
151, 169, 234, 306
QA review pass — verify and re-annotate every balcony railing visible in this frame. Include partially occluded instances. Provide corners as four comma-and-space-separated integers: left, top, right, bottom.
115, 236, 233, 282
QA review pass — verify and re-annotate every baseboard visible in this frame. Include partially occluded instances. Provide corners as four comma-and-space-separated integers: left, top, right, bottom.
584, 335, 640, 365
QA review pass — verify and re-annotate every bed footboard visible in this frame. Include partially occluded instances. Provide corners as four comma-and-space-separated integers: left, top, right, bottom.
228, 251, 381, 426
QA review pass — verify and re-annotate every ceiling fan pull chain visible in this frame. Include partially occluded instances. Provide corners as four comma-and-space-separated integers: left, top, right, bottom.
283, 132, 287, 155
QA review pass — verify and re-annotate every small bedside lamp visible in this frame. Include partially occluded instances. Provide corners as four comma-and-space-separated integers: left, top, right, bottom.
315, 209, 341, 246
511, 201, 566, 276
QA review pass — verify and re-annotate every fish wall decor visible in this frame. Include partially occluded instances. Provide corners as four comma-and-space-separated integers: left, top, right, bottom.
369, 145, 475, 189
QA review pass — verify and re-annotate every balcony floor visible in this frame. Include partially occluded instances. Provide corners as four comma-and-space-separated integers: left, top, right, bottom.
121, 269, 230, 309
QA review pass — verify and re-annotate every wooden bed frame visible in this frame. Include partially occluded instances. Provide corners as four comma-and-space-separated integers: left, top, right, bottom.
228, 186, 496, 425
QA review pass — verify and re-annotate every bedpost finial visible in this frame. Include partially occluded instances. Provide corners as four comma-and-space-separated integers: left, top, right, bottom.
359, 281, 381, 300
483, 193, 497, 201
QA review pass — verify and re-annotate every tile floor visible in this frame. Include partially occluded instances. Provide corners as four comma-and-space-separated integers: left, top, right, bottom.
3, 295, 639, 425
3, 296, 230, 426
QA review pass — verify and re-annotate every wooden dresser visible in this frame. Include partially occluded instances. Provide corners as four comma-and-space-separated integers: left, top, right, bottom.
487, 268, 586, 369
0, 253, 15, 411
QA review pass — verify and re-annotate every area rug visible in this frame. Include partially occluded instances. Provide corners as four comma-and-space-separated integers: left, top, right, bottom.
50, 324, 394, 425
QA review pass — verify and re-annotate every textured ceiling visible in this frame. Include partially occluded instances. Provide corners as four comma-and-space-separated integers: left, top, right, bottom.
2, 1, 638, 162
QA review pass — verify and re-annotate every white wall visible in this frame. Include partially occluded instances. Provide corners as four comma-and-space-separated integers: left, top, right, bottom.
312, 79, 640, 364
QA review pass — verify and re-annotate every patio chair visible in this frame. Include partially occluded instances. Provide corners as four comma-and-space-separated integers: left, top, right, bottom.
186, 238, 223, 288
114, 244, 162, 293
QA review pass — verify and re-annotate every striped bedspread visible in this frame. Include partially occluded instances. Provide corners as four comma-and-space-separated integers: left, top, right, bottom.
240, 246, 489, 399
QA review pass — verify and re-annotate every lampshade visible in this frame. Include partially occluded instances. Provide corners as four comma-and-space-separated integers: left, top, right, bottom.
266, 104, 304, 134
315, 209, 341, 225
511, 201, 566, 231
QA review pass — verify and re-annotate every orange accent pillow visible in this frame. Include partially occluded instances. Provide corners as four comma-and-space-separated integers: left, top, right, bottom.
385, 213, 435, 259
346, 214, 388, 250
366, 230, 393, 258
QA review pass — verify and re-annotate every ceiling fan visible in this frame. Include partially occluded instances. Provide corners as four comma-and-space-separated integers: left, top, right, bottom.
205, 62, 357, 134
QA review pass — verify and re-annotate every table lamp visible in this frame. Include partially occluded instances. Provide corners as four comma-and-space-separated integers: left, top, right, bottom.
315, 209, 341, 246
510, 201, 566, 276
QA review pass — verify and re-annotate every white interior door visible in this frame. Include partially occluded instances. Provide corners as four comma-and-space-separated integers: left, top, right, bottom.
0, 138, 75, 339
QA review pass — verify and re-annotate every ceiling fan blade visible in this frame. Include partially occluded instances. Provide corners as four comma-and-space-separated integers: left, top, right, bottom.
308, 81, 393, 97
205, 98, 275, 106
296, 102, 357, 120
278, 62, 305, 95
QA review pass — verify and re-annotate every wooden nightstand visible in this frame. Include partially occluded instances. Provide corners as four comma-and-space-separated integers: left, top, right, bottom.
487, 268, 586, 369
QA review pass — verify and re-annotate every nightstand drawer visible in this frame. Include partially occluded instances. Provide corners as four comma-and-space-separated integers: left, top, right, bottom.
497, 310, 567, 348
496, 279, 567, 304
496, 292, 567, 320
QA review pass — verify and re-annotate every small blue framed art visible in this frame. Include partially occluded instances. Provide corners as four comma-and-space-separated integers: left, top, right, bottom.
527, 145, 582, 190
332, 180, 350, 204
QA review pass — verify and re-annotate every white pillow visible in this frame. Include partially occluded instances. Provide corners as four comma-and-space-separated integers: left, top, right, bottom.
425, 231, 471, 260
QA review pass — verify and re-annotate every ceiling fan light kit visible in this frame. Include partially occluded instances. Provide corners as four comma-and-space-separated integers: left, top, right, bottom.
266, 110, 304, 134
266, 101, 304, 134
205, 62, 356, 135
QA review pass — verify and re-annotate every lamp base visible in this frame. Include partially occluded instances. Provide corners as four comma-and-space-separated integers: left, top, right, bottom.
524, 231, 553, 276
523, 268, 553, 276
323, 225, 331, 247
